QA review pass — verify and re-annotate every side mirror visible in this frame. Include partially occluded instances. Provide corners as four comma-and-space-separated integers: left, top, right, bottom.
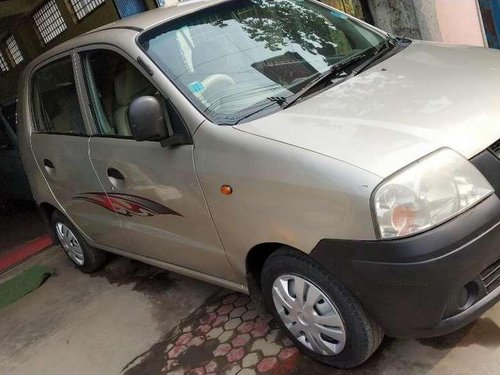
128, 96, 169, 142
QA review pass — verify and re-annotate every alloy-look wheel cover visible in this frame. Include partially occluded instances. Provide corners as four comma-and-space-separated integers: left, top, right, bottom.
56, 222, 85, 266
272, 274, 346, 356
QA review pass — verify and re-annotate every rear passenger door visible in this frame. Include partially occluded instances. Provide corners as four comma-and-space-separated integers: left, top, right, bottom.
30, 53, 126, 248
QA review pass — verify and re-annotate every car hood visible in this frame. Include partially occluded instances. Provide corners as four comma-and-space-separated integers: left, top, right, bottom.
235, 41, 500, 178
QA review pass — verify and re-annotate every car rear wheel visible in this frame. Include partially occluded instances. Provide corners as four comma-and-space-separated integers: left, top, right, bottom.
261, 248, 383, 368
51, 211, 107, 273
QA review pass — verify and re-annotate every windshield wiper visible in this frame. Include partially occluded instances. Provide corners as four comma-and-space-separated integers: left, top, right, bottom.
231, 38, 396, 124
281, 53, 368, 110
281, 40, 394, 110
352, 37, 395, 76
231, 96, 286, 125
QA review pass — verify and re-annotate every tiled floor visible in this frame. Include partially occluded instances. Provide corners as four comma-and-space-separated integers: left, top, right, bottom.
124, 290, 500, 375
123, 291, 302, 375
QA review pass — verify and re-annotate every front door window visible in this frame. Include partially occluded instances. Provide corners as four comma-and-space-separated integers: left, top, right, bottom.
83, 50, 157, 137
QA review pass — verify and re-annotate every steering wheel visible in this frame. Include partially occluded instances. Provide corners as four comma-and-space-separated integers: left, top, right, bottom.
195, 74, 236, 109
201, 74, 236, 93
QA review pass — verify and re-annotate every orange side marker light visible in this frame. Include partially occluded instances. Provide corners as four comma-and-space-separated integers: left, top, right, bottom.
221, 185, 233, 195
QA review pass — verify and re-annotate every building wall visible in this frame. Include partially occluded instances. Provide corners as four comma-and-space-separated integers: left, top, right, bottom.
322, 0, 368, 20
367, 0, 422, 38
435, 0, 485, 46
414, 0, 485, 46
0, 0, 159, 105
367, 0, 486, 47
412, 0, 442, 41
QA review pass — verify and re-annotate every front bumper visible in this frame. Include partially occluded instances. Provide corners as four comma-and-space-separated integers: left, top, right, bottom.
310, 150, 500, 338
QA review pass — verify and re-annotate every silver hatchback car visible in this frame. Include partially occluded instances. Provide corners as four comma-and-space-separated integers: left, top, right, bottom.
17, 0, 500, 368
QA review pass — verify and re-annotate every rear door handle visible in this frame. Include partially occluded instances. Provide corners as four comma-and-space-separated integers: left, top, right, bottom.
107, 168, 125, 180
43, 159, 55, 175
44, 159, 54, 169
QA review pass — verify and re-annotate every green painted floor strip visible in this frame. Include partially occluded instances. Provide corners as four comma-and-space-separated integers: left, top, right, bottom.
0, 265, 54, 310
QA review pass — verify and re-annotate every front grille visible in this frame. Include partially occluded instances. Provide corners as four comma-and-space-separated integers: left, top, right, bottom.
490, 139, 500, 158
480, 258, 500, 294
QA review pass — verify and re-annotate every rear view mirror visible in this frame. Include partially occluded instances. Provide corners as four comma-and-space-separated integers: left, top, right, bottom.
128, 96, 169, 142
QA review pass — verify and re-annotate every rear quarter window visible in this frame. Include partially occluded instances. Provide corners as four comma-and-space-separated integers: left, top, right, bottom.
31, 56, 86, 135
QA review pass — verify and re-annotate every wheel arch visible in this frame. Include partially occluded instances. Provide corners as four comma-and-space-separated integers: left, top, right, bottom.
245, 242, 308, 287
38, 202, 58, 241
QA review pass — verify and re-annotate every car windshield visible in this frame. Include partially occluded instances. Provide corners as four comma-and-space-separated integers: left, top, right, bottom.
139, 0, 387, 125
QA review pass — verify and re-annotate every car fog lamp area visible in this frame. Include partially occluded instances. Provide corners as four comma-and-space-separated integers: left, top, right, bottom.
373, 148, 494, 239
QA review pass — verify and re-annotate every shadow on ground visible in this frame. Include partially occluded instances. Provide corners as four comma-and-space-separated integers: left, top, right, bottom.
0, 200, 46, 252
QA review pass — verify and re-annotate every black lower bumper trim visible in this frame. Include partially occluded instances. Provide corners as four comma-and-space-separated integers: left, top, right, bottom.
418, 282, 500, 337
310, 194, 500, 338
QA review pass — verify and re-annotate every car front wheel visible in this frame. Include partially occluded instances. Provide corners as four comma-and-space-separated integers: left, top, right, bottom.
261, 248, 383, 368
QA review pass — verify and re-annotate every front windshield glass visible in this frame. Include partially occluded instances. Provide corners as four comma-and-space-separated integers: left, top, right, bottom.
139, 0, 387, 125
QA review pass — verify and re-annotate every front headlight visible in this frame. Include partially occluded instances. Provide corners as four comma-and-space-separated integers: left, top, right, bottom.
373, 148, 494, 239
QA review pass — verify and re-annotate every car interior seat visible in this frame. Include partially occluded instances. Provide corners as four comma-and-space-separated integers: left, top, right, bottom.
113, 65, 156, 136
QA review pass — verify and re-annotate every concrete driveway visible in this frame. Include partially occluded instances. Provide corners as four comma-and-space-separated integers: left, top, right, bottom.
1, 246, 500, 375
0, 247, 217, 375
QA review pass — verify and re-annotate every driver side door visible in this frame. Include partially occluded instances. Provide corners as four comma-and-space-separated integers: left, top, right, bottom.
78, 47, 236, 281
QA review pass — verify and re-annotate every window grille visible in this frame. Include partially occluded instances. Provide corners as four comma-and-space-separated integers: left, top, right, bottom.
6, 35, 23, 65
33, 0, 68, 44
0, 51, 8, 72
69, 0, 105, 20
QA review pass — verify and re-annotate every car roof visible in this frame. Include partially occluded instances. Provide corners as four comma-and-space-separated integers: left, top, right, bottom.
27, 0, 225, 68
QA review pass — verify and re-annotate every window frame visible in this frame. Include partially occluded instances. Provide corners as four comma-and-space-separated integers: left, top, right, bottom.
75, 44, 167, 140
29, 50, 91, 137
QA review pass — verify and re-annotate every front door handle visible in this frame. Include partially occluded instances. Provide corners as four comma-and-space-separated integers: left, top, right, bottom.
107, 168, 125, 180
43, 159, 55, 175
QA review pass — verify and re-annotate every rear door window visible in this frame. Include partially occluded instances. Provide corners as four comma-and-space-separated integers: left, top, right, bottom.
32, 56, 87, 135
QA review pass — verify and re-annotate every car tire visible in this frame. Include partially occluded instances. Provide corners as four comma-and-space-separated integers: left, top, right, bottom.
261, 247, 383, 368
51, 211, 107, 273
